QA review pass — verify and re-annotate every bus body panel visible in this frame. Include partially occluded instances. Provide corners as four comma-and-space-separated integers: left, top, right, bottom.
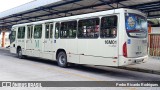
54, 38, 79, 63
127, 38, 148, 58
78, 38, 118, 66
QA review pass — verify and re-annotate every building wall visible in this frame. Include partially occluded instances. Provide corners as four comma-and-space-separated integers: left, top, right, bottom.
0, 32, 10, 47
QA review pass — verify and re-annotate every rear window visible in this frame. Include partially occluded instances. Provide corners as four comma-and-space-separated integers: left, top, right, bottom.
125, 13, 147, 38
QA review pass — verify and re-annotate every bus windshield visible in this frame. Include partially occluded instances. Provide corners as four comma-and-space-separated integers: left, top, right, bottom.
9, 31, 16, 44
125, 13, 147, 38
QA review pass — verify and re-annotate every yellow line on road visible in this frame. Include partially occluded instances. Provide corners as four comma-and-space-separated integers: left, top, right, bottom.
47, 67, 101, 81
26, 61, 101, 81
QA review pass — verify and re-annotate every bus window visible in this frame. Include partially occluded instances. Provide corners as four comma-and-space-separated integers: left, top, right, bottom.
27, 25, 33, 39
34, 24, 42, 39
50, 24, 53, 38
78, 18, 99, 38
55, 23, 60, 39
10, 31, 16, 44
17, 27, 25, 39
60, 21, 77, 38
45, 24, 49, 38
100, 16, 117, 38
45, 23, 53, 39
125, 13, 147, 38
31, 26, 33, 38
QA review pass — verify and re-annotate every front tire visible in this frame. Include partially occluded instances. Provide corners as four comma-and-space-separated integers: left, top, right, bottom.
57, 52, 68, 68
17, 48, 24, 59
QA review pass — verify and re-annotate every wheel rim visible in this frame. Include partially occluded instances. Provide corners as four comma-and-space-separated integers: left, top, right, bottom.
59, 55, 66, 65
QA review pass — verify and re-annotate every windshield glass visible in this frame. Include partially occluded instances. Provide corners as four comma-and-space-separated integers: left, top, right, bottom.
125, 13, 147, 38
10, 30, 16, 44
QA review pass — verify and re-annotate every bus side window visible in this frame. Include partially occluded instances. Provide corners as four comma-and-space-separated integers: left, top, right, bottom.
10, 31, 16, 43
45, 23, 53, 39
34, 24, 42, 39
45, 24, 49, 39
60, 22, 67, 38
27, 25, 33, 39
78, 18, 99, 38
100, 16, 117, 38
31, 26, 33, 38
60, 21, 77, 38
17, 27, 25, 39
50, 24, 53, 38
55, 23, 60, 39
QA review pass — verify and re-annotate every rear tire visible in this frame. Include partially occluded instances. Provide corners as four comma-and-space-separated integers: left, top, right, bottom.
17, 48, 24, 59
57, 52, 68, 68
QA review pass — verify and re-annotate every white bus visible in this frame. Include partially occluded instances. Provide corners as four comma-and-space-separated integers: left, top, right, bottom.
10, 8, 148, 67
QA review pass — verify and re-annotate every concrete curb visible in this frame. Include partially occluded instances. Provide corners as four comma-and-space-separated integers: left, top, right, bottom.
116, 67, 160, 75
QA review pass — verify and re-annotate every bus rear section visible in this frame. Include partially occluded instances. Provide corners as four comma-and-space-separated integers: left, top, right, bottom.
119, 12, 148, 66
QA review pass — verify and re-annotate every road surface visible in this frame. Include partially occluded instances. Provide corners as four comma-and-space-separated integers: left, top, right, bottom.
0, 49, 159, 90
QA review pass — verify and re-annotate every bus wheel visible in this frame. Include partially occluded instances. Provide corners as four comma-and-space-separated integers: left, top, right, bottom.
57, 52, 68, 68
17, 48, 23, 59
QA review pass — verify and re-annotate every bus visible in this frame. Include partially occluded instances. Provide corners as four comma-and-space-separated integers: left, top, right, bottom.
10, 8, 148, 67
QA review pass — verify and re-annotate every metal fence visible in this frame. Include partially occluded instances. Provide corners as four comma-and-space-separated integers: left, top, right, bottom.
149, 33, 160, 56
